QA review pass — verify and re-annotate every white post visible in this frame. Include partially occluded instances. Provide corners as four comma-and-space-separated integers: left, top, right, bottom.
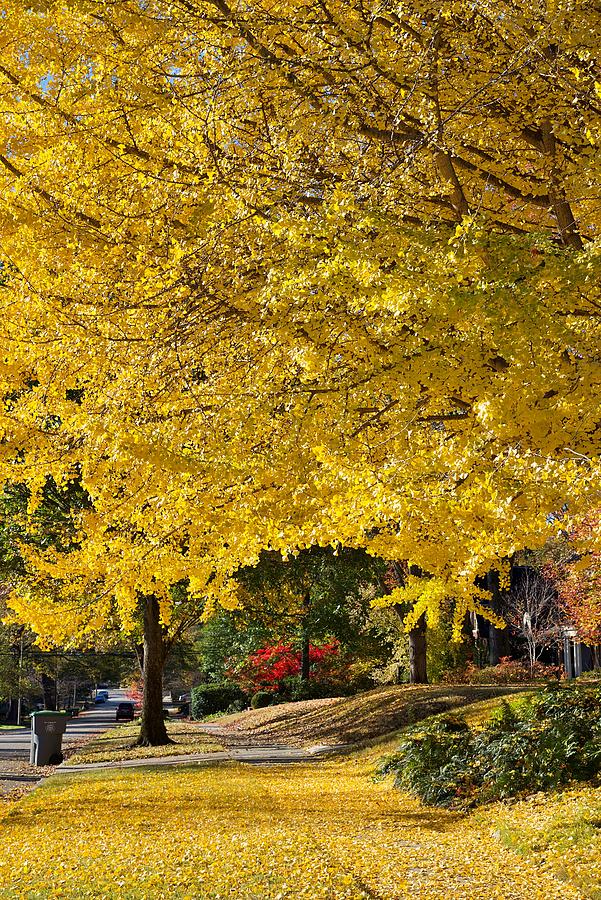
563, 634, 573, 679
574, 642, 583, 678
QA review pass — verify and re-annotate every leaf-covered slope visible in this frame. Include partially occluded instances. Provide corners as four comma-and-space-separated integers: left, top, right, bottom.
204, 684, 531, 748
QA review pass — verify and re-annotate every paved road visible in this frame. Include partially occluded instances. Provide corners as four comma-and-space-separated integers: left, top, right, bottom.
0, 689, 129, 760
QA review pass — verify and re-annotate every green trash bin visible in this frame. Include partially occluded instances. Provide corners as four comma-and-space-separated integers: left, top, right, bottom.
30, 711, 69, 766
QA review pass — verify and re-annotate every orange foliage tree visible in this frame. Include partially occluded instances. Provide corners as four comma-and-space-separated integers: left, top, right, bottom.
549, 518, 601, 657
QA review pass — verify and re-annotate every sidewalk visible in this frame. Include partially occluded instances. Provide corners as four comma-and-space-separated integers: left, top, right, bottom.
55, 742, 353, 773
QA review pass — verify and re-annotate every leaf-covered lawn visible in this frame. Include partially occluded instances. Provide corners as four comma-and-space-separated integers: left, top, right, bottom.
65, 718, 224, 765
485, 785, 601, 899
0, 755, 588, 899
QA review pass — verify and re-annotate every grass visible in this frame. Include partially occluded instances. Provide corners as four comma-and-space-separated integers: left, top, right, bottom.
475, 785, 601, 899
0, 756, 585, 899
0, 725, 22, 731
65, 718, 224, 765
209, 683, 534, 748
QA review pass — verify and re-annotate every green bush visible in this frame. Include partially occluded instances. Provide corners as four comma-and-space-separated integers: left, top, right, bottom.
191, 682, 247, 719
284, 676, 348, 702
378, 685, 601, 808
250, 690, 272, 709
225, 699, 246, 715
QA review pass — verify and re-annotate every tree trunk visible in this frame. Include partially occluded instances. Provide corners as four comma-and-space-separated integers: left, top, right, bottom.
134, 641, 144, 673
5, 698, 18, 725
136, 595, 172, 747
486, 570, 509, 666
408, 614, 428, 684
389, 565, 428, 683
300, 631, 311, 681
41, 673, 57, 710
527, 638, 537, 677
489, 621, 501, 667
300, 591, 311, 681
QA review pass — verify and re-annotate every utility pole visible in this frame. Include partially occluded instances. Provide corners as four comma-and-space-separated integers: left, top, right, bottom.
55, 655, 60, 711
16, 630, 24, 726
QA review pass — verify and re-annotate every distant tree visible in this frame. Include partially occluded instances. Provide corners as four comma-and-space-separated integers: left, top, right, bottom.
195, 613, 273, 684
0, 481, 207, 736
232, 547, 389, 684
545, 516, 601, 664
505, 567, 563, 675
557, 564, 601, 660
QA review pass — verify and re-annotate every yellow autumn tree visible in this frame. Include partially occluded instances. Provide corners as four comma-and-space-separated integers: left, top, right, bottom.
0, 1, 599, 739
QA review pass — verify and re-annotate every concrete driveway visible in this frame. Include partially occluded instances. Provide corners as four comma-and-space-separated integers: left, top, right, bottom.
0, 689, 130, 760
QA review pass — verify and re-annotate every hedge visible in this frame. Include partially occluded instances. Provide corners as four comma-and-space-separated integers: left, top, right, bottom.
191, 682, 247, 719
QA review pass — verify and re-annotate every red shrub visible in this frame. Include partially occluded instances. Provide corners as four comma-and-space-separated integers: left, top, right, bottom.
230, 640, 346, 694
124, 676, 143, 705
442, 657, 561, 684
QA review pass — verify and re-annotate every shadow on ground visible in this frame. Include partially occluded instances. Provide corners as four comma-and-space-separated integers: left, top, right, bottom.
209, 684, 532, 747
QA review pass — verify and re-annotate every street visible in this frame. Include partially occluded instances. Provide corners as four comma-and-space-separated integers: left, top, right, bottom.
0, 689, 130, 760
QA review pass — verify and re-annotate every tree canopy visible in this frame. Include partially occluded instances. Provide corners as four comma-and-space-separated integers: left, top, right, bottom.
0, 0, 599, 641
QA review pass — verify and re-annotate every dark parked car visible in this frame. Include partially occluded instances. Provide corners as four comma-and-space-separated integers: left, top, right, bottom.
116, 702, 135, 721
